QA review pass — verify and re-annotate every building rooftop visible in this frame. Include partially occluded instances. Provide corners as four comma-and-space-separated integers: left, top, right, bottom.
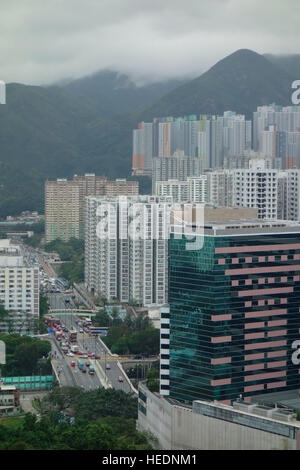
250, 389, 300, 413
193, 399, 300, 428
171, 206, 300, 237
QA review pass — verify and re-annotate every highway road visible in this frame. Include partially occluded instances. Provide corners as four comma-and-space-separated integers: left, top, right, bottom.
48, 293, 134, 394
50, 333, 102, 391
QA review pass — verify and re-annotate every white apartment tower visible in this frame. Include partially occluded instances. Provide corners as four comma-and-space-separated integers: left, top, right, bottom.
85, 195, 172, 307
155, 177, 208, 203
205, 162, 300, 221
0, 240, 39, 332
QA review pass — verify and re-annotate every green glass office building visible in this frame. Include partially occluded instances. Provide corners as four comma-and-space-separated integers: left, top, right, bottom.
166, 221, 300, 404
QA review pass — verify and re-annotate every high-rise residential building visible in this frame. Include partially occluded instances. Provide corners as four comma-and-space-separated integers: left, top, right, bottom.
155, 176, 208, 203
73, 173, 108, 239
133, 112, 252, 176
45, 175, 139, 243
152, 151, 203, 193
283, 170, 300, 221
253, 104, 300, 168
187, 176, 208, 203
206, 169, 234, 207
132, 122, 153, 175
231, 162, 283, 220
0, 239, 39, 333
205, 162, 300, 221
45, 178, 81, 243
105, 178, 139, 196
162, 208, 300, 403
223, 150, 282, 170
85, 195, 172, 307
155, 180, 190, 202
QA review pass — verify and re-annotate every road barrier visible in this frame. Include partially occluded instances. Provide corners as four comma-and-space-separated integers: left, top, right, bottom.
116, 360, 138, 395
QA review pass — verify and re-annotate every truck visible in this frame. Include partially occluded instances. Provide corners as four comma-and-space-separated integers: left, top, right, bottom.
70, 344, 79, 354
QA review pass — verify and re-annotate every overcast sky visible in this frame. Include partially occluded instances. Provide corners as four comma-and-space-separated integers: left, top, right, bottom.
0, 0, 300, 85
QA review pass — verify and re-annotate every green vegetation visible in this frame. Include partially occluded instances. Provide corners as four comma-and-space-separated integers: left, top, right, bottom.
43, 237, 83, 261
43, 238, 84, 284
7, 221, 44, 234
146, 367, 159, 393
94, 309, 111, 327
0, 411, 153, 450
102, 315, 160, 356
0, 386, 153, 450
36, 293, 50, 334
42, 386, 138, 420
0, 333, 52, 376
22, 221, 45, 248
0, 416, 25, 431
0, 303, 8, 321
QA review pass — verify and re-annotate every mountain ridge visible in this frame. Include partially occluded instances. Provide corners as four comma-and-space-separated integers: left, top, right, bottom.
0, 48, 296, 217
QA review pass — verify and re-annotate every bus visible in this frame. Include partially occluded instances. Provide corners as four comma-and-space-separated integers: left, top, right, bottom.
88, 326, 109, 337
55, 330, 62, 341
69, 329, 77, 343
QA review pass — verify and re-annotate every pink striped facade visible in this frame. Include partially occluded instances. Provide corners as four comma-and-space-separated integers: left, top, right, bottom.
210, 239, 300, 402
211, 336, 231, 344
211, 378, 231, 386
215, 243, 300, 254
211, 357, 232, 365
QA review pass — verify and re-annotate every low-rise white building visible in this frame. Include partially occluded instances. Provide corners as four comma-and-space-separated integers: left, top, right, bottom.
0, 240, 39, 333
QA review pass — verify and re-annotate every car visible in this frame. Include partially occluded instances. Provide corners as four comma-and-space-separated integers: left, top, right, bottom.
66, 352, 74, 357
94, 354, 100, 359
78, 354, 88, 359
106, 364, 111, 370
118, 376, 124, 382
88, 353, 95, 358
81, 367, 86, 373
79, 329, 83, 333
71, 361, 76, 367
85, 361, 90, 367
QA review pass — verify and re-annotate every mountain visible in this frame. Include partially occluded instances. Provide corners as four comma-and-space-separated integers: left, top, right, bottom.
0, 49, 296, 218
85, 49, 296, 186
60, 70, 188, 118
264, 54, 300, 81
134, 49, 293, 121
0, 83, 105, 217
